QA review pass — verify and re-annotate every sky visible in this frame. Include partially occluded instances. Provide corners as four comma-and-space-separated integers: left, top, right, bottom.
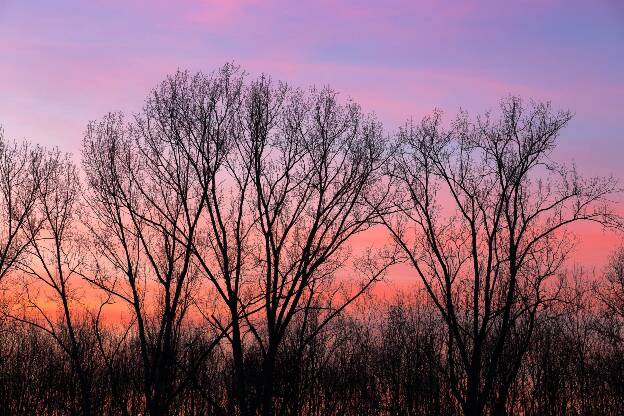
1, 0, 623, 270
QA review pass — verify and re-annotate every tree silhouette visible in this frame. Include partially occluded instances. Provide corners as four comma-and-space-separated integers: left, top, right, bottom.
382, 97, 621, 415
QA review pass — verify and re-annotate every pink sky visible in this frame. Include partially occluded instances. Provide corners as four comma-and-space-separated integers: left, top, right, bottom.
1, 0, 622, 271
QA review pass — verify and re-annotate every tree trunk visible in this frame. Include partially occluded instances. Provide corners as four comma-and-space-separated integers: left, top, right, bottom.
261, 346, 278, 416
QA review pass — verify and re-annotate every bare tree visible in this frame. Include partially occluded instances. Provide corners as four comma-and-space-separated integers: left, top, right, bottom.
0, 128, 47, 413
238, 79, 397, 416
82, 92, 224, 415
0, 127, 43, 285
129, 65, 250, 416
6, 149, 95, 415
383, 96, 621, 415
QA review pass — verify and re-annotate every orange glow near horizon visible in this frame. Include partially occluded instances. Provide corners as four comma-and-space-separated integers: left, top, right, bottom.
0, 0, 622, 322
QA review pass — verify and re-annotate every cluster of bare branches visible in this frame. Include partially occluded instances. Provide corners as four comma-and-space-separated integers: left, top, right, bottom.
0, 65, 621, 416
382, 97, 621, 416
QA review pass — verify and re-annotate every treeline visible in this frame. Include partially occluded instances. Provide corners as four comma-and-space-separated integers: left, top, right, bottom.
0, 64, 621, 416
1, 283, 623, 415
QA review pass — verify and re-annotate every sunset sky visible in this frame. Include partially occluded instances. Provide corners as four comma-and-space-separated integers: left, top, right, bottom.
1, 0, 622, 269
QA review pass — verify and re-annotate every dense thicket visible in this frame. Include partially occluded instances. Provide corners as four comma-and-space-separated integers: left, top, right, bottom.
0, 65, 621, 415
0, 287, 623, 415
